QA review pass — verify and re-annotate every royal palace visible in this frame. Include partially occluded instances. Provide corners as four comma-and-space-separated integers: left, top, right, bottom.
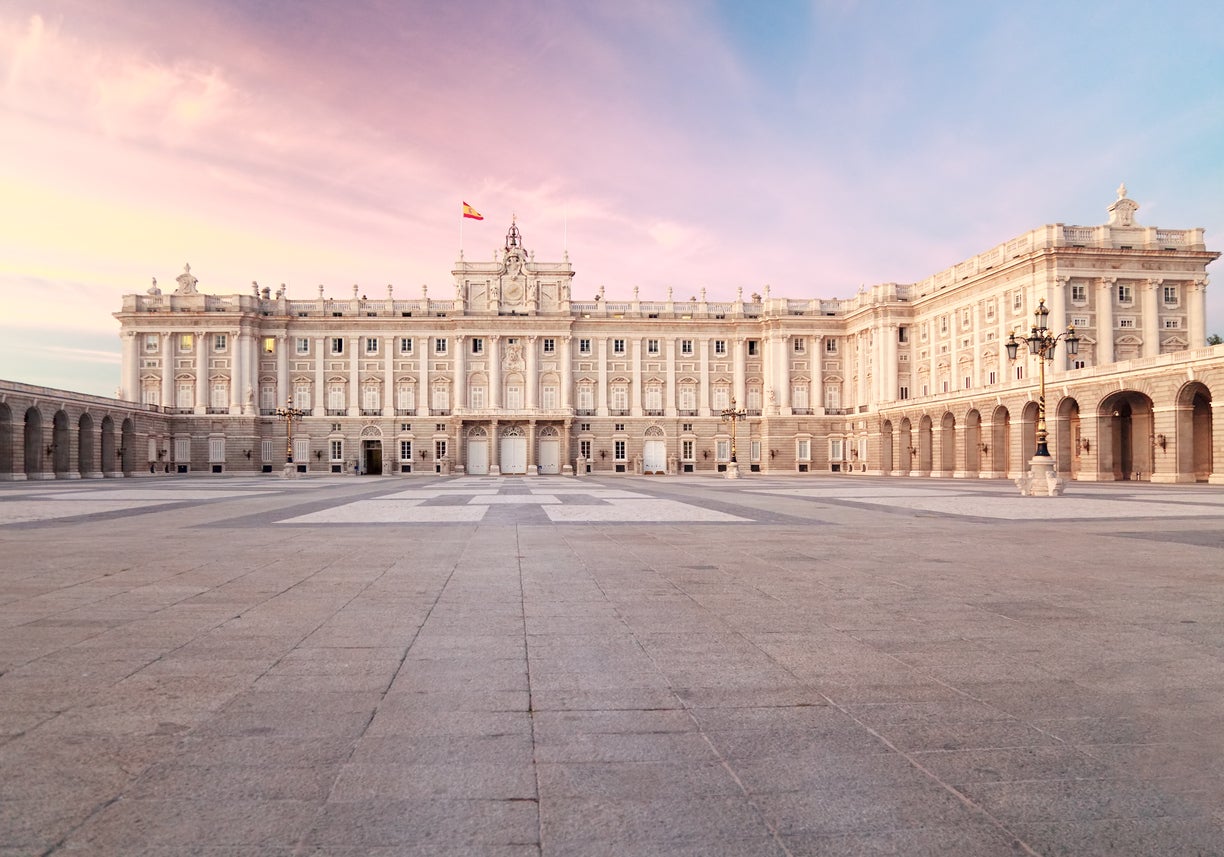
2, 187, 1222, 484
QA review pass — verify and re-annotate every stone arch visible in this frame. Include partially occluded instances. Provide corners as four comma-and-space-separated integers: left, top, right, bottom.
1055, 397, 1083, 478
24, 407, 42, 477
120, 418, 135, 476
1175, 381, 1212, 482
881, 419, 894, 474
644, 425, 665, 438
1097, 390, 1155, 481
78, 412, 95, 478
898, 417, 914, 473
917, 414, 933, 473
1019, 401, 1040, 465
938, 412, 956, 476
538, 425, 560, 438
52, 410, 70, 476
0, 402, 12, 479
501, 424, 525, 438
467, 425, 488, 438
101, 415, 116, 476
991, 406, 1011, 476
359, 424, 382, 438
964, 409, 982, 474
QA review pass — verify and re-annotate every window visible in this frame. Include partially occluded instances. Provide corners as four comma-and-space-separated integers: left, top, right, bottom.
469, 386, 485, 409
1015, 365, 1024, 380
614, 440, 626, 461
542, 385, 557, 409
328, 384, 346, 412
144, 335, 158, 352
962, 309, 971, 327
180, 333, 194, 352
435, 440, 447, 461
330, 439, 343, 461
940, 316, 949, 334
1071, 283, 1087, 303
434, 338, 448, 355
647, 339, 660, 355
797, 439, 810, 460
614, 423, 625, 432
963, 376, 972, 389
505, 383, 523, 410
1117, 283, 1133, 303
214, 334, 228, 352
613, 339, 626, 354
399, 337, 413, 354
580, 423, 591, 432
825, 339, 837, 354
1163, 285, 1178, 305
1013, 292, 1023, 310
680, 340, 693, 355
712, 387, 729, 410
830, 439, 843, 461
577, 386, 594, 411
1119, 318, 1135, 328
331, 337, 344, 355
400, 440, 412, 461
985, 302, 996, 319
296, 338, 310, 355
747, 340, 759, 356
682, 423, 693, 432
750, 440, 761, 462
942, 380, 950, 393
988, 370, 997, 385
682, 439, 695, 460
579, 439, 592, 459
543, 338, 555, 353
471, 338, 483, 354
1071, 316, 1089, 327
611, 385, 628, 411
793, 338, 805, 353
1072, 359, 1087, 369
209, 437, 225, 463
365, 338, 378, 355
645, 386, 662, 412
714, 340, 727, 355
330, 422, 342, 432
1164, 319, 1180, 329
898, 327, 908, 343
793, 385, 808, 409
898, 386, 909, 400
263, 337, 276, 354
293, 382, 311, 410
400, 423, 411, 432
210, 381, 227, 410
716, 439, 730, 461
579, 338, 591, 354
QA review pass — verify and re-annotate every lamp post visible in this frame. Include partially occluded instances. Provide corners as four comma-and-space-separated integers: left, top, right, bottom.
720, 396, 748, 479
1005, 298, 1079, 495
275, 395, 306, 477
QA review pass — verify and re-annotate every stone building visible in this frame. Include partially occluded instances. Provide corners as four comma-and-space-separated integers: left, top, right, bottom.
2, 188, 1220, 483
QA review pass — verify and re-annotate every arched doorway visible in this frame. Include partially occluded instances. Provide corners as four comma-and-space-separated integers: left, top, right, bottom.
880, 420, 894, 474
642, 426, 665, 474
466, 426, 489, 475
898, 418, 913, 474
120, 418, 135, 476
1176, 382, 1213, 482
500, 425, 527, 474
1057, 398, 1082, 479
52, 410, 70, 477
24, 407, 43, 478
360, 427, 383, 476
939, 412, 956, 476
1019, 402, 1040, 465
964, 410, 982, 475
538, 426, 561, 474
0, 403, 12, 480
78, 413, 95, 478
917, 415, 933, 474
991, 406, 1010, 477
100, 415, 117, 476
1098, 391, 1155, 481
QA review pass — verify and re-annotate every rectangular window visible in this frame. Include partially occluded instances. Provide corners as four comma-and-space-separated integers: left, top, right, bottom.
469, 386, 485, 409
434, 338, 448, 354
1163, 285, 1178, 305
962, 309, 971, 326
747, 340, 759, 356
988, 370, 997, 385
714, 340, 727, 355
682, 423, 693, 432
399, 337, 413, 354
365, 337, 378, 354
1119, 318, 1135, 328
1071, 316, 1089, 327
579, 440, 592, 459
614, 440, 626, 461
580, 423, 591, 432
330, 439, 343, 461
435, 440, 447, 461
214, 334, 228, 352
180, 333, 194, 352
1073, 359, 1087, 369
471, 338, 483, 354
940, 316, 949, 334
963, 376, 972, 389
830, 439, 843, 461
579, 338, 591, 354
898, 386, 909, 400
680, 340, 693, 355
825, 339, 837, 353
296, 337, 310, 354
1013, 292, 1023, 310
647, 339, 660, 355
543, 338, 555, 353
797, 439, 810, 460
613, 339, 626, 354
208, 437, 225, 463
1164, 319, 1180, 329
614, 423, 625, 432
682, 439, 695, 460
400, 440, 412, 461
1015, 365, 1024, 380
898, 327, 908, 343
542, 385, 557, 409
793, 338, 805, 353
144, 335, 159, 352
263, 337, 276, 354
716, 439, 729, 461
1118, 283, 1133, 303
1071, 283, 1087, 302
750, 440, 761, 462
331, 337, 344, 355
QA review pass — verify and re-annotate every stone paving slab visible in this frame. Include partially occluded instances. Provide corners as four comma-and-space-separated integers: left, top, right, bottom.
1, 473, 1223, 854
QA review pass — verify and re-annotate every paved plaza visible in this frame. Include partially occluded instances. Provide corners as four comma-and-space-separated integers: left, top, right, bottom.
1, 473, 1224, 856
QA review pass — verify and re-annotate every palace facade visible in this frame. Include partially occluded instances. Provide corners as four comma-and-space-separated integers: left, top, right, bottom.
2, 188, 1221, 483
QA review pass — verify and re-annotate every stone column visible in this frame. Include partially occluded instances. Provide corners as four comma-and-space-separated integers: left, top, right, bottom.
1096, 278, 1115, 364
314, 337, 325, 415
597, 338, 609, 416
277, 335, 289, 408
883, 325, 898, 404
527, 335, 538, 410
230, 331, 243, 413
812, 336, 823, 414
1142, 278, 1161, 358
631, 338, 643, 416
1188, 278, 1208, 348
348, 336, 360, 416
732, 338, 745, 409
383, 336, 394, 415
243, 332, 257, 414
1048, 278, 1068, 374
454, 335, 467, 410
664, 337, 677, 417
561, 336, 573, 410
488, 335, 501, 409
160, 332, 174, 407
417, 337, 429, 415
777, 335, 791, 414
698, 337, 712, 416
195, 330, 208, 414
121, 331, 140, 403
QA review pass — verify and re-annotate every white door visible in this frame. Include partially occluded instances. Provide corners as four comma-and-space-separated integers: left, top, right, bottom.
643, 440, 666, 474
467, 439, 489, 475
539, 440, 560, 474
500, 437, 527, 474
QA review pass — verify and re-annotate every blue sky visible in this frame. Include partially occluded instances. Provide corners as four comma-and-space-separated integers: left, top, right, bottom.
2, 0, 1222, 396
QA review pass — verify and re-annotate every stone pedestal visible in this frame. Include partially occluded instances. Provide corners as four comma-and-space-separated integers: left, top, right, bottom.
280, 463, 299, 479
725, 462, 741, 479
1015, 455, 1065, 496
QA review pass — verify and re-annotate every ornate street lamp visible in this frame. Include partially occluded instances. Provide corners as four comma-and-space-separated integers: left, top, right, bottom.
1005, 299, 1079, 494
720, 396, 748, 478
275, 395, 307, 472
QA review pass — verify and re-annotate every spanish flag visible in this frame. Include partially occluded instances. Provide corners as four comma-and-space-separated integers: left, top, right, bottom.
462, 202, 484, 221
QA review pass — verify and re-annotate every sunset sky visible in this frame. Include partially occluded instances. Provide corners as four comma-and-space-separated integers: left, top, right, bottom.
3, 0, 1222, 396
